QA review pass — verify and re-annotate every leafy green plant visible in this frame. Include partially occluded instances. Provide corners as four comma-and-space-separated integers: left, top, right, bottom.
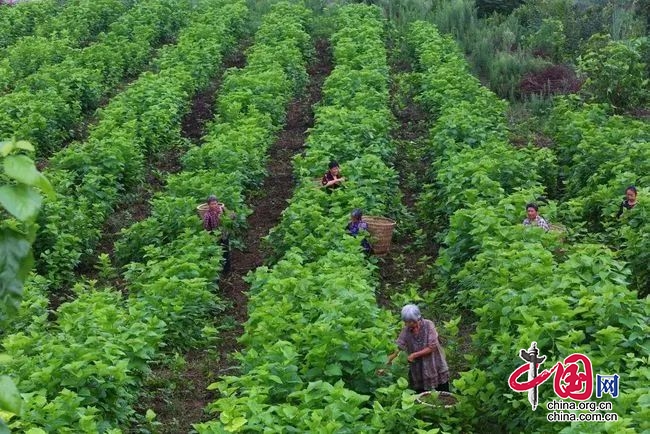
197, 5, 445, 432
0, 139, 53, 318
0, 1, 252, 431
407, 19, 649, 432
0, 0, 60, 48
577, 33, 649, 109
29, 0, 246, 286
0, 0, 191, 157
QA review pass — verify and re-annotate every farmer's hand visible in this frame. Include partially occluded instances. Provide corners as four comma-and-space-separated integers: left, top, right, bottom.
407, 353, 417, 363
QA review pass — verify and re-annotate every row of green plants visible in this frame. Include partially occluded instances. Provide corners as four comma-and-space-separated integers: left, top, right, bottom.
0, 0, 64, 48
26, 0, 236, 288
408, 20, 555, 245
546, 100, 650, 298
113, 0, 311, 350
0, 2, 249, 431
114, 0, 312, 267
408, 20, 649, 433
0, 0, 189, 157
105, 1, 313, 430
194, 5, 443, 432
0, 0, 133, 93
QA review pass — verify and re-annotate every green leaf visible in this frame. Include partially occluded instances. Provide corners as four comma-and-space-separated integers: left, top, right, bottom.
0, 376, 21, 414
267, 375, 283, 384
0, 184, 42, 220
14, 141, 34, 152
0, 141, 13, 157
228, 416, 247, 431
0, 228, 33, 314
324, 363, 342, 376
3, 155, 54, 198
145, 409, 156, 422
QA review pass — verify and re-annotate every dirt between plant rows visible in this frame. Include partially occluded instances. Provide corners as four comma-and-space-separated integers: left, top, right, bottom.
376, 57, 475, 386
135, 39, 333, 433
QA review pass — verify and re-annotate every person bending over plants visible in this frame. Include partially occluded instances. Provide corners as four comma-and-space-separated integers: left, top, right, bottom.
203, 194, 231, 273
346, 208, 372, 254
616, 185, 638, 219
523, 202, 550, 231
321, 160, 345, 192
385, 304, 450, 393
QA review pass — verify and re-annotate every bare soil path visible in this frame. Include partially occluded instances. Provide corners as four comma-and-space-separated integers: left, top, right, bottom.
377, 51, 474, 383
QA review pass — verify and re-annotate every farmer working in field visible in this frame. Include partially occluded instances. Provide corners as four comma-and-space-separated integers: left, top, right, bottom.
346, 208, 372, 254
385, 304, 450, 393
616, 185, 637, 218
523, 202, 550, 231
203, 194, 231, 273
321, 160, 345, 192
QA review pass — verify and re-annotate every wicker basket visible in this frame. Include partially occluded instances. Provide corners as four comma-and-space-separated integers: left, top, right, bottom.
197, 202, 224, 219
415, 391, 458, 409
364, 216, 396, 256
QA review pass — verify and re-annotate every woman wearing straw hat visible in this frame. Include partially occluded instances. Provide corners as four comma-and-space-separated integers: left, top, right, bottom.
386, 304, 450, 393
203, 195, 230, 273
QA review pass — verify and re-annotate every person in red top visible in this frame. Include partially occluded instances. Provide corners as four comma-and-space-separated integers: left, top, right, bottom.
203, 195, 230, 273
321, 160, 345, 192
203, 195, 224, 232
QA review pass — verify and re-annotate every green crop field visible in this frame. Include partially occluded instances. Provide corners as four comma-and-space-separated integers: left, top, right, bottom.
1, 0, 648, 433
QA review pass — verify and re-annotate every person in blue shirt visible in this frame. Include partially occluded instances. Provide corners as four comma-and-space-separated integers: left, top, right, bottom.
347, 208, 372, 254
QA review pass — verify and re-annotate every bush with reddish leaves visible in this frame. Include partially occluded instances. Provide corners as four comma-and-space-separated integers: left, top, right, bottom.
518, 64, 583, 97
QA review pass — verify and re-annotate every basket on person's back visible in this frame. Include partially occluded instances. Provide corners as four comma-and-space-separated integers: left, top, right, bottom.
364, 215, 396, 255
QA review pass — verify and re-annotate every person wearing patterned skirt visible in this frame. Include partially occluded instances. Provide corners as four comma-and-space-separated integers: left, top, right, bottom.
387, 304, 450, 392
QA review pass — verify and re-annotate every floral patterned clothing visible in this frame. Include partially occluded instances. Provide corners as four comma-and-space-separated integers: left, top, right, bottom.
396, 319, 449, 392
203, 206, 224, 232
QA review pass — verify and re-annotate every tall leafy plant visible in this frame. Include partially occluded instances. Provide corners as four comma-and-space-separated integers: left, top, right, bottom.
0, 138, 52, 432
